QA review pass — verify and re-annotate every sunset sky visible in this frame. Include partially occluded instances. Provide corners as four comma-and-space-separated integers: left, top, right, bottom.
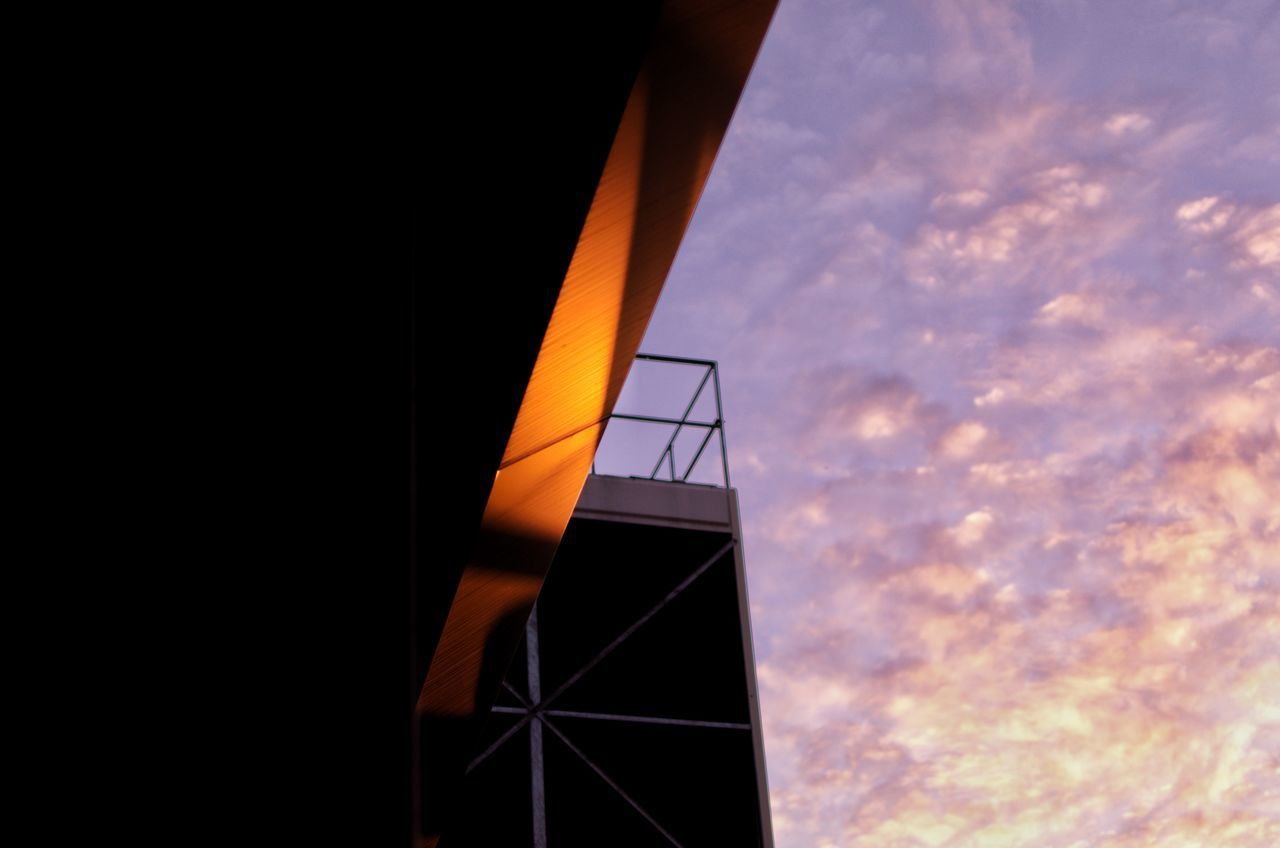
634, 1, 1280, 844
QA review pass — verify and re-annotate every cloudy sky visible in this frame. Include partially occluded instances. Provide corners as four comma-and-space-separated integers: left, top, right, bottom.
636, 1, 1280, 844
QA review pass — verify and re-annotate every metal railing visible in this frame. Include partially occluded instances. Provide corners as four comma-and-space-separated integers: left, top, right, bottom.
591, 353, 731, 488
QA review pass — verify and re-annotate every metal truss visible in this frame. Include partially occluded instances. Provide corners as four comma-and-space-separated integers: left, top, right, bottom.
466, 539, 745, 847
591, 353, 732, 488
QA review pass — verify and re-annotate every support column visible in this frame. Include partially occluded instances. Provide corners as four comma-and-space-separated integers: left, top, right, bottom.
527, 604, 547, 848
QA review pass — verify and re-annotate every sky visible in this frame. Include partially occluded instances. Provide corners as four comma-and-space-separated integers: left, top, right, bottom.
632, 1, 1280, 845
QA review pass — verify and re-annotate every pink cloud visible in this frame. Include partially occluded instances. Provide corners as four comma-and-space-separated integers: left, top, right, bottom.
637, 1, 1280, 844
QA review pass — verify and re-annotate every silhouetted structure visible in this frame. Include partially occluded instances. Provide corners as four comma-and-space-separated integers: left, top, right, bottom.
414, 3, 778, 844
454, 358, 773, 846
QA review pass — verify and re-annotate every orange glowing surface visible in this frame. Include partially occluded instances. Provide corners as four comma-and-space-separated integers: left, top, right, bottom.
419, 0, 779, 725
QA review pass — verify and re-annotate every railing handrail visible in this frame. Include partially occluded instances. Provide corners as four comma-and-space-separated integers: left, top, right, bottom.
591, 353, 731, 488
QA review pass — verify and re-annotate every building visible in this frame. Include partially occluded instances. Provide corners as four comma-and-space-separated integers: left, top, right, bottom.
451, 356, 774, 845
413, 4, 779, 844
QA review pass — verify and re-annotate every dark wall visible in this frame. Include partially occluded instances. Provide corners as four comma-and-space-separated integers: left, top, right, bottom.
450, 518, 768, 847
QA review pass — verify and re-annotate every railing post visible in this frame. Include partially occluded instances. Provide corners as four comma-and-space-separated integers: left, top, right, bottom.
712, 361, 730, 489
